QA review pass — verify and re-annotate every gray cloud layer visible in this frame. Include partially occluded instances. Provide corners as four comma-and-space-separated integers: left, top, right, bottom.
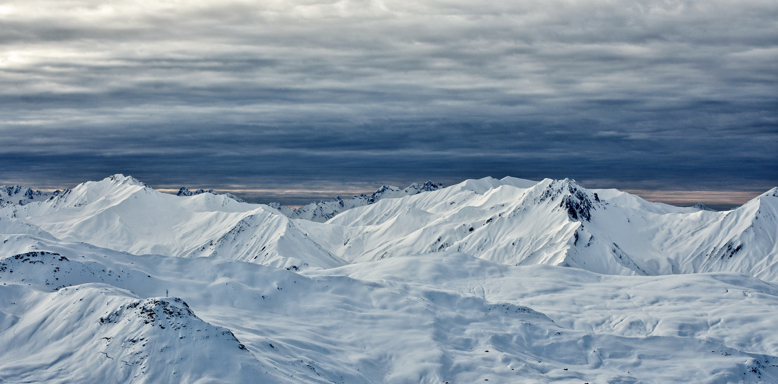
1, 0, 776, 205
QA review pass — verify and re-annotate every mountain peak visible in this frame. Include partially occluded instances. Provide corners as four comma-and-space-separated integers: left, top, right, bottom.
106, 174, 147, 187
100, 297, 196, 328
177, 187, 215, 197
175, 186, 246, 203
691, 202, 715, 211
537, 179, 596, 221
406, 181, 443, 193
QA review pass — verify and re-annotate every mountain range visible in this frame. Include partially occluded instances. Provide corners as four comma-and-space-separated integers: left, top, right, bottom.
1, 174, 776, 383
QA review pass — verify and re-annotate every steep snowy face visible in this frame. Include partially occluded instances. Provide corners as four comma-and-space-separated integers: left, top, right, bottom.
308, 177, 603, 268
678, 188, 778, 280
556, 186, 778, 280
270, 180, 444, 222
307, 177, 778, 280
182, 209, 345, 270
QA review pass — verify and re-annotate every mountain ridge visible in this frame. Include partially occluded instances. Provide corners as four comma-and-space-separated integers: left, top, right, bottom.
268, 180, 444, 222
0, 174, 775, 280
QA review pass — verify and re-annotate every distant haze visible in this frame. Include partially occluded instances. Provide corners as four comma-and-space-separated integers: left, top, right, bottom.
0, 0, 775, 204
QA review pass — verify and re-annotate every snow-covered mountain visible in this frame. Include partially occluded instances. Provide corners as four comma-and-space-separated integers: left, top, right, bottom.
269, 181, 443, 222
300, 177, 778, 281
176, 186, 247, 203
1, 174, 777, 383
0, 175, 343, 270
1, 174, 775, 280
0, 185, 61, 208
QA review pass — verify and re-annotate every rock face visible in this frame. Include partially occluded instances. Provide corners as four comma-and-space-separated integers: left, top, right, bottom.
535, 178, 597, 221
0, 185, 61, 207
177, 186, 246, 202
692, 202, 716, 211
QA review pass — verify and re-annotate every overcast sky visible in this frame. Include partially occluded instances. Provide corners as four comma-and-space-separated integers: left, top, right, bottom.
1, 0, 776, 207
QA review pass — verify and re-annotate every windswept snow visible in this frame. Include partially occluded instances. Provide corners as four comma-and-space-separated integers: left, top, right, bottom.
0, 174, 777, 383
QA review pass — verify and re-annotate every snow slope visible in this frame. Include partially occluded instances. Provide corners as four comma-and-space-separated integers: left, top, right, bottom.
0, 253, 277, 383
1, 240, 777, 383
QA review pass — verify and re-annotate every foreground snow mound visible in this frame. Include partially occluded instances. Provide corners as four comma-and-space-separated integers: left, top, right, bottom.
0, 283, 273, 384
269, 180, 444, 222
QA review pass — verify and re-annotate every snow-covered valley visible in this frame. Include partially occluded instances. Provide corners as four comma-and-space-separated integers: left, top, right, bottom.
1, 175, 777, 383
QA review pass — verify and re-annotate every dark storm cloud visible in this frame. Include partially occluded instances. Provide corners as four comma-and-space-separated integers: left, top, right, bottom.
0, 0, 776, 206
